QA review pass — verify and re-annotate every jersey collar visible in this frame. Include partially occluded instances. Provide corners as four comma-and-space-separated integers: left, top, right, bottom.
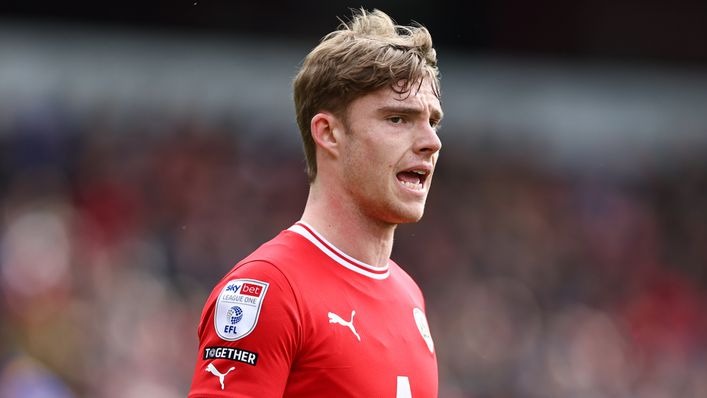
288, 221, 391, 280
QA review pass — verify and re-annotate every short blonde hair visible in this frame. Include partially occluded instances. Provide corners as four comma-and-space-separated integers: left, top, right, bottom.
293, 8, 440, 182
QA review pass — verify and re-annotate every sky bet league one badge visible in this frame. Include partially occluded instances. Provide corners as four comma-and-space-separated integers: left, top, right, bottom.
215, 279, 269, 340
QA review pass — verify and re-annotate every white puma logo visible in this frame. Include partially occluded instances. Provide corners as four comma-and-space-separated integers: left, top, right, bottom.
206, 363, 235, 390
328, 310, 361, 341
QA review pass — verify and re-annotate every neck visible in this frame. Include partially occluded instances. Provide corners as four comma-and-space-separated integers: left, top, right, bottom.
300, 182, 395, 268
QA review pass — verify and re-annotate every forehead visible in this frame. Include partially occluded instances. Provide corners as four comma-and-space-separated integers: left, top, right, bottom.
352, 79, 443, 117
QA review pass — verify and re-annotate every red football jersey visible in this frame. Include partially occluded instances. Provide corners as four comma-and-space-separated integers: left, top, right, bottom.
188, 222, 438, 397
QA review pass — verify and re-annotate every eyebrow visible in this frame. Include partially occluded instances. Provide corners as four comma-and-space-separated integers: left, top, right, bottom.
378, 105, 444, 121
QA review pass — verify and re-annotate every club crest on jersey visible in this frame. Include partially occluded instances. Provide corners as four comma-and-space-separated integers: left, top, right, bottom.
413, 307, 434, 354
215, 279, 269, 341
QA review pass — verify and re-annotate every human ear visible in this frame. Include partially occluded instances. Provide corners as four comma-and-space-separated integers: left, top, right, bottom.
310, 112, 342, 158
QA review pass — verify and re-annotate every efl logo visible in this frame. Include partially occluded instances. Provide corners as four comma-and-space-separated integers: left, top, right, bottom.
216, 278, 269, 341
240, 283, 263, 297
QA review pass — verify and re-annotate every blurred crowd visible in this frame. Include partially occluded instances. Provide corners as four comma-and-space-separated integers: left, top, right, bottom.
0, 100, 705, 398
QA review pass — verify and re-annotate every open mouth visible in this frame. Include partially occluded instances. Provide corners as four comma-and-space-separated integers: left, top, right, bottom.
396, 169, 428, 191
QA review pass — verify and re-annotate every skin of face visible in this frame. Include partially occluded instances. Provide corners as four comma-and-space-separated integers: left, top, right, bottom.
337, 79, 443, 226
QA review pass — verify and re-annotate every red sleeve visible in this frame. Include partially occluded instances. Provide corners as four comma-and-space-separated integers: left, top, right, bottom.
188, 260, 301, 397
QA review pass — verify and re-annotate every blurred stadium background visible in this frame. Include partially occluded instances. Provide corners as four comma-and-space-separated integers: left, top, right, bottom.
1, 1, 706, 397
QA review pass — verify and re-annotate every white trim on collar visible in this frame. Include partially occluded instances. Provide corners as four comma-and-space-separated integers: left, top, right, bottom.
288, 221, 391, 280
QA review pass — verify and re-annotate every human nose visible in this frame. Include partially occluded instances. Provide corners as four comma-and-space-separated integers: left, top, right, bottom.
414, 122, 442, 155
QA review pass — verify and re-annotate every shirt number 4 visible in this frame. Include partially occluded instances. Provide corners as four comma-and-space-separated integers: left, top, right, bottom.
396, 376, 411, 398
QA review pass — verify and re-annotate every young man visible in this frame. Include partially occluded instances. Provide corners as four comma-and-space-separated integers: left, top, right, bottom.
188, 8, 443, 397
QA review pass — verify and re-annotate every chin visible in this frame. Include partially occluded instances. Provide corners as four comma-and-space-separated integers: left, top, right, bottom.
389, 205, 426, 224
367, 195, 427, 225
397, 215, 424, 224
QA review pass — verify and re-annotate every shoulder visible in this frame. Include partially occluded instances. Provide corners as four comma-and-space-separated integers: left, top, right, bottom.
212, 229, 313, 291
389, 260, 427, 305
238, 229, 315, 270
196, 230, 312, 340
